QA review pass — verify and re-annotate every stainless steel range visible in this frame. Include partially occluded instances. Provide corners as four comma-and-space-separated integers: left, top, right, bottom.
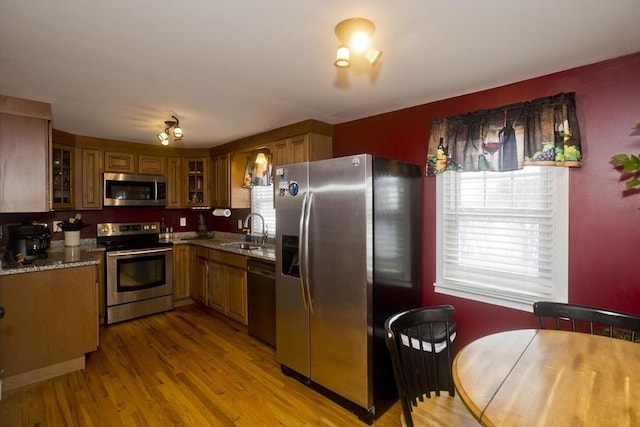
97, 222, 174, 324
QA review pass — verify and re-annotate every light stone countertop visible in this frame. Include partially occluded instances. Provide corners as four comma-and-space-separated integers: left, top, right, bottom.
170, 232, 276, 263
0, 242, 100, 276
1, 232, 274, 276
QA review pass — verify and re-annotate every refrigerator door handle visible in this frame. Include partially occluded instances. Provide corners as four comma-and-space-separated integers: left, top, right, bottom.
304, 192, 314, 313
298, 191, 309, 311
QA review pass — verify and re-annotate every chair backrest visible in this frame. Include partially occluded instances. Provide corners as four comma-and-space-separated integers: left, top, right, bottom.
384, 305, 457, 427
533, 301, 640, 342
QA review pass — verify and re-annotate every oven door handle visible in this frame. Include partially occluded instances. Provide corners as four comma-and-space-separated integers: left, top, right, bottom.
107, 247, 173, 257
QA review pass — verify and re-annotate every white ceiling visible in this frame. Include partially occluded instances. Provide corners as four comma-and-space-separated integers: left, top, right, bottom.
1, 0, 639, 148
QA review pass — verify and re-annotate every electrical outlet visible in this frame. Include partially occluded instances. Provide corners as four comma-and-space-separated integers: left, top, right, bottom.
180, 217, 187, 227
53, 220, 62, 232
237, 219, 243, 229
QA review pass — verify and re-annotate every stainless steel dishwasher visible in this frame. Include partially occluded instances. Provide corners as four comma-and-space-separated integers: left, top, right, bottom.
247, 259, 276, 347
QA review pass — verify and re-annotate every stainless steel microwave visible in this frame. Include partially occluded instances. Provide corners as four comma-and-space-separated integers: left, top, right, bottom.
103, 173, 167, 207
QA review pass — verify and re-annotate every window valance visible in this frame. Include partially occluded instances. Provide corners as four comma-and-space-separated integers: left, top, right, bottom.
426, 92, 581, 176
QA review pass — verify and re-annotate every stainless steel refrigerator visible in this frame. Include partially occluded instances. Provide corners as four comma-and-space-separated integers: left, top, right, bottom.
275, 154, 422, 423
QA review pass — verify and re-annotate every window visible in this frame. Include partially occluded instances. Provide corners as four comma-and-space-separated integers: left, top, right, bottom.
435, 167, 568, 312
250, 185, 276, 239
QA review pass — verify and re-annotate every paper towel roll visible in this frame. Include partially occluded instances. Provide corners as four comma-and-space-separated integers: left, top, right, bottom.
212, 209, 232, 217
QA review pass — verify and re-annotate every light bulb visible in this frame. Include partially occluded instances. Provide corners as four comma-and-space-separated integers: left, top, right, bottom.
157, 131, 168, 142
334, 46, 350, 68
173, 126, 183, 139
363, 47, 382, 66
350, 31, 369, 53
255, 153, 267, 164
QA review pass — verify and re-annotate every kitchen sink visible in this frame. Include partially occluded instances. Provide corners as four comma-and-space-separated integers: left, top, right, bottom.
221, 242, 264, 250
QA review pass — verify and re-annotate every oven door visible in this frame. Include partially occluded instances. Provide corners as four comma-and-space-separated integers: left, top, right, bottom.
106, 246, 174, 306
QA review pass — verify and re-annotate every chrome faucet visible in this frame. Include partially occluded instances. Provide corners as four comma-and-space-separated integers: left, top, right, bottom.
244, 213, 268, 245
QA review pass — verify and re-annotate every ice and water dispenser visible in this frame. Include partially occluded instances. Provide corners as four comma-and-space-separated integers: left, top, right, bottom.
281, 235, 300, 278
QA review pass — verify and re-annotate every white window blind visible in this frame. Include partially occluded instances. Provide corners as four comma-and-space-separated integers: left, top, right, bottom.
250, 185, 276, 239
435, 167, 568, 312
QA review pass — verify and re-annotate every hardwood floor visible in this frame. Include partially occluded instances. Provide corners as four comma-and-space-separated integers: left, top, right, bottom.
0, 304, 404, 426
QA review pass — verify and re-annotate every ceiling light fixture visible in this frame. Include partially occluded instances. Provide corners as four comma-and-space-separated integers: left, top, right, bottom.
333, 18, 382, 68
157, 115, 183, 146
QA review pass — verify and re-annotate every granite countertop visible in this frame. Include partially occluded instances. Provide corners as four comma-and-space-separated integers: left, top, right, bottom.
171, 232, 276, 263
0, 242, 101, 276
0, 232, 275, 276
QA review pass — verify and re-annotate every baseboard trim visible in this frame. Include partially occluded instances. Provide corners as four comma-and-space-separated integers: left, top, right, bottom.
2, 356, 86, 394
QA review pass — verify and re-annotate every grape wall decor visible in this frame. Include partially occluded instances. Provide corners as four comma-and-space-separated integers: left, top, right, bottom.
426, 92, 582, 176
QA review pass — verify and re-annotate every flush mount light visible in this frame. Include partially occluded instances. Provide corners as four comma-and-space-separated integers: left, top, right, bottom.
333, 18, 382, 68
157, 114, 183, 146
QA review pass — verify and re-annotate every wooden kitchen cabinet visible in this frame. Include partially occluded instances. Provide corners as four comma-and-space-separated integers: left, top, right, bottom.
193, 247, 208, 306
0, 95, 52, 213
207, 249, 248, 325
166, 157, 182, 208
138, 155, 165, 175
0, 265, 98, 392
211, 152, 230, 208
88, 251, 105, 324
104, 151, 135, 173
51, 143, 75, 209
208, 261, 225, 312
271, 132, 333, 168
193, 247, 248, 325
225, 265, 248, 324
173, 244, 192, 304
185, 158, 210, 207
79, 147, 103, 209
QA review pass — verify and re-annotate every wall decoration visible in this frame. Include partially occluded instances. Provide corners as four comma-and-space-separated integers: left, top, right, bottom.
426, 92, 582, 176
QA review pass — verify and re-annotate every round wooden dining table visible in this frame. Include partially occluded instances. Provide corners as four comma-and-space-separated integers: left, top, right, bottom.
452, 328, 640, 427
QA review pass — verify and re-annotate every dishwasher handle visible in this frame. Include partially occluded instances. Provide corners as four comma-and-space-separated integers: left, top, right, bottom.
247, 265, 276, 279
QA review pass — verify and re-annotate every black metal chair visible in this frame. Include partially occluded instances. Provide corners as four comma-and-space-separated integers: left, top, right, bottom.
384, 305, 477, 427
533, 301, 640, 342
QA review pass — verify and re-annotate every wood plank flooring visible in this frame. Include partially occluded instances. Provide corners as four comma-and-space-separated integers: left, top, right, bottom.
0, 304, 475, 426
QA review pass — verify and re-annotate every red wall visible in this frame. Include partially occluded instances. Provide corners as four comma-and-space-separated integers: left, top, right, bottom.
333, 53, 640, 350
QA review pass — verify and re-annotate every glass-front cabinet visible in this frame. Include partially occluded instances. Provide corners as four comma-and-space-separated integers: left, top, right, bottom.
185, 157, 209, 207
52, 144, 74, 209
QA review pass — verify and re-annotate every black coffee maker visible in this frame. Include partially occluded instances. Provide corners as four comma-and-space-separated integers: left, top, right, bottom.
4, 222, 52, 263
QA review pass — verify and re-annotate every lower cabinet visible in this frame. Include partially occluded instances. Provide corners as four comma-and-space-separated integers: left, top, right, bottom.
193, 248, 208, 306
89, 251, 105, 323
0, 265, 98, 392
173, 245, 192, 304
193, 246, 248, 325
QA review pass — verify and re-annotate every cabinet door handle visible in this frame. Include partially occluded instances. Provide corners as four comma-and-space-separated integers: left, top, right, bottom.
0, 306, 5, 319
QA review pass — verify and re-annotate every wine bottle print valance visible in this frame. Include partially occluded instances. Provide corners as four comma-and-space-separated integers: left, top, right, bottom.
426, 92, 582, 176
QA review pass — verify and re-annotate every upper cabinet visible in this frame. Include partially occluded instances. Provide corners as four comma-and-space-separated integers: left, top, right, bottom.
52, 129, 103, 211
104, 151, 135, 173
211, 153, 230, 208
139, 155, 165, 175
1, 119, 331, 213
166, 153, 211, 209
79, 147, 103, 210
271, 132, 333, 168
51, 144, 74, 209
185, 158, 210, 207
105, 151, 165, 175
0, 95, 52, 213
166, 157, 182, 209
